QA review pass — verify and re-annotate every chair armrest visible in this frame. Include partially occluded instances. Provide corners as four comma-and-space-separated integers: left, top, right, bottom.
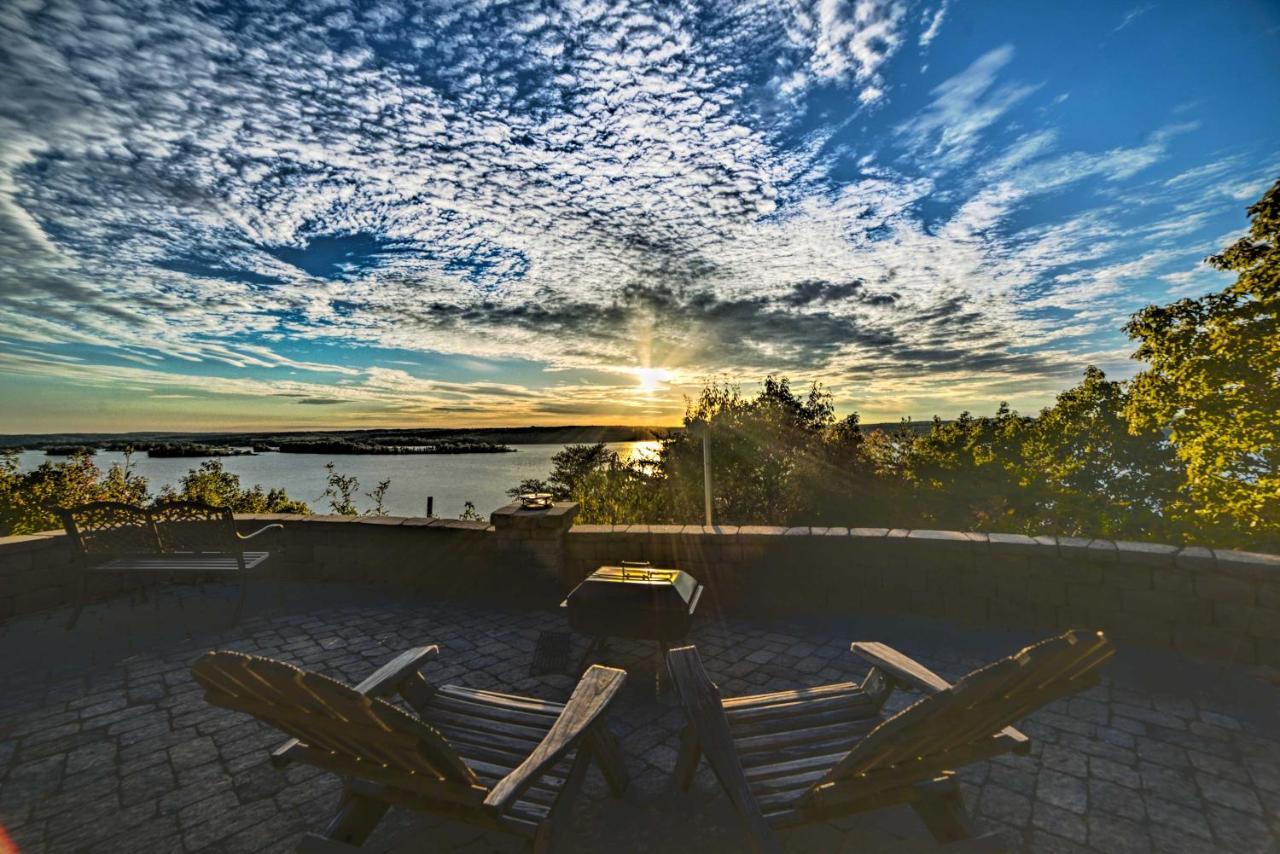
484, 665, 626, 813
353, 645, 439, 698
666, 646, 781, 854
272, 646, 439, 767
237, 523, 285, 542
851, 642, 952, 694
851, 642, 1028, 747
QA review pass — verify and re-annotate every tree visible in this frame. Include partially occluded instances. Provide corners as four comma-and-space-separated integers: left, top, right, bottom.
0, 451, 150, 535
164, 459, 309, 514
1022, 367, 1180, 539
1125, 177, 1280, 547
900, 405, 1033, 530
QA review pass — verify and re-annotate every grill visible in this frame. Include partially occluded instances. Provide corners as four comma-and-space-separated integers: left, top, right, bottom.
562, 562, 703, 642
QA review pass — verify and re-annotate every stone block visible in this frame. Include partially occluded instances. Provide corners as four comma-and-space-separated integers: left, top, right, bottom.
1101, 563, 1153, 590
1213, 549, 1280, 581
1152, 566, 1194, 594
1085, 538, 1118, 563
1175, 546, 1217, 572
1121, 588, 1211, 622
987, 532, 1042, 556
15, 586, 65, 615
1194, 573, 1257, 605
1114, 540, 1180, 567
1174, 625, 1255, 663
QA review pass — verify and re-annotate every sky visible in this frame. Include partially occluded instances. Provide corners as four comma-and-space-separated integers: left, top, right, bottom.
0, 0, 1277, 433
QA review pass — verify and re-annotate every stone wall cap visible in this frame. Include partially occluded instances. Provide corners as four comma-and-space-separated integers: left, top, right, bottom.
430, 519, 490, 531
784, 526, 812, 536
568, 524, 615, 535
1213, 549, 1280, 580
300, 514, 359, 524
648, 524, 685, 535
822, 526, 850, 536
908, 529, 972, 542
1175, 546, 1217, 571
1114, 540, 1180, 566
356, 516, 410, 526
849, 527, 889, 537
738, 525, 788, 536
0, 531, 68, 552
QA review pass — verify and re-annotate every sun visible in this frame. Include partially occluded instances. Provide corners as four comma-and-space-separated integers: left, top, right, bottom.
635, 367, 670, 393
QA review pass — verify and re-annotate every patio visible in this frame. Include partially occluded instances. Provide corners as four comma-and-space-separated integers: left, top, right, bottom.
1, 582, 1278, 853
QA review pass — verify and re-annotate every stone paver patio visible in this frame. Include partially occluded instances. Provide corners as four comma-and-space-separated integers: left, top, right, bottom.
1, 582, 1278, 853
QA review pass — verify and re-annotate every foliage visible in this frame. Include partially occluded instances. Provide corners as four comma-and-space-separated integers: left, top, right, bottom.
320, 462, 392, 516
515, 359, 1270, 548
459, 501, 484, 521
1125, 177, 1280, 548
161, 459, 310, 514
0, 450, 149, 536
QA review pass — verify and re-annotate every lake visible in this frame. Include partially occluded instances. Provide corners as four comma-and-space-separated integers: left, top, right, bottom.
12, 442, 662, 519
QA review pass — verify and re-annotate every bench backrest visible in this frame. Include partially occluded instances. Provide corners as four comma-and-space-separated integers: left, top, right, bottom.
150, 500, 239, 553
193, 651, 481, 797
59, 500, 246, 558
825, 629, 1113, 783
59, 502, 160, 557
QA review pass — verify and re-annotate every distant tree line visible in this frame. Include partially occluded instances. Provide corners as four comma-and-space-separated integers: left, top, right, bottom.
267, 440, 514, 455
512, 178, 1280, 552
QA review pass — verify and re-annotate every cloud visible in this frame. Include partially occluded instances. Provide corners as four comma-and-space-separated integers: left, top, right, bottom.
1114, 4, 1156, 33
0, 0, 1267, 427
895, 45, 1040, 169
919, 1, 950, 48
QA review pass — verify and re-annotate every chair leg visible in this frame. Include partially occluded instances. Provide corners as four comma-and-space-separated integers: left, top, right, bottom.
673, 724, 702, 791
233, 578, 248, 624
911, 776, 975, 844
587, 722, 629, 797
535, 744, 595, 853
314, 788, 390, 848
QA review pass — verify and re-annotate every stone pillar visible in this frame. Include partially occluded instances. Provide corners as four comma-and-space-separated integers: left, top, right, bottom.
490, 501, 580, 591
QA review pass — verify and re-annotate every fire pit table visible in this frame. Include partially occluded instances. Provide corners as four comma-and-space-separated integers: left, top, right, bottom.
561, 561, 703, 679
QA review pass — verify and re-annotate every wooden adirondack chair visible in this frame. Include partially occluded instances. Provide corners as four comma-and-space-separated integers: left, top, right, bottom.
667, 629, 1114, 853
192, 645, 630, 853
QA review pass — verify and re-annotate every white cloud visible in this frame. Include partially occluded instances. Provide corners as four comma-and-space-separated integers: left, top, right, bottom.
0, 0, 1266, 425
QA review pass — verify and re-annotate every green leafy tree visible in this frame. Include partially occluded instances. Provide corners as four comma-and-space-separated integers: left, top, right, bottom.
1022, 367, 1180, 539
900, 405, 1032, 530
163, 459, 309, 514
1125, 178, 1280, 547
0, 451, 150, 535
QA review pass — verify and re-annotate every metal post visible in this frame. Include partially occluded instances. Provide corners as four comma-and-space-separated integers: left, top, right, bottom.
702, 432, 713, 527
426, 496, 434, 517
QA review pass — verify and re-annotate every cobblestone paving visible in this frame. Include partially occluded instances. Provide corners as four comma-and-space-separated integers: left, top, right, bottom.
1, 582, 1278, 853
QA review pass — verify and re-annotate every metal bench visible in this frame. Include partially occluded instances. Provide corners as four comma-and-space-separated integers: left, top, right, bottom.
59, 500, 283, 628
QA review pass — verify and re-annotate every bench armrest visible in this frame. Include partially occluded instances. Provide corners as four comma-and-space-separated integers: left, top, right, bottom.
237, 523, 285, 542
484, 665, 626, 813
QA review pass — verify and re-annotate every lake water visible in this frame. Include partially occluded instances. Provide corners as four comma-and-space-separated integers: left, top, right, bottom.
12, 442, 661, 519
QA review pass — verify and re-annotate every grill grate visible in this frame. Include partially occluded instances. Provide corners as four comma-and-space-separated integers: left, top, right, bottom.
530, 630, 572, 675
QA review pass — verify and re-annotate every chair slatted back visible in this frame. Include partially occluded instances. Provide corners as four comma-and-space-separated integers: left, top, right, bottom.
826, 630, 1113, 782
152, 500, 238, 554
193, 651, 479, 792
59, 501, 160, 557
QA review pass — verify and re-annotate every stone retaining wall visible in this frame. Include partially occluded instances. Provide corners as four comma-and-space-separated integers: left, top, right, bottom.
563, 525, 1280, 667
2, 509, 1277, 667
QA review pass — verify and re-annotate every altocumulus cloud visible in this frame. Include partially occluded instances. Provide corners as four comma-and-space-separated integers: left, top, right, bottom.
0, 0, 1275, 422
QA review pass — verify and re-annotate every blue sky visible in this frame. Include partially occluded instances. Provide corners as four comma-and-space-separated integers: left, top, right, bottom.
0, 0, 1277, 431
